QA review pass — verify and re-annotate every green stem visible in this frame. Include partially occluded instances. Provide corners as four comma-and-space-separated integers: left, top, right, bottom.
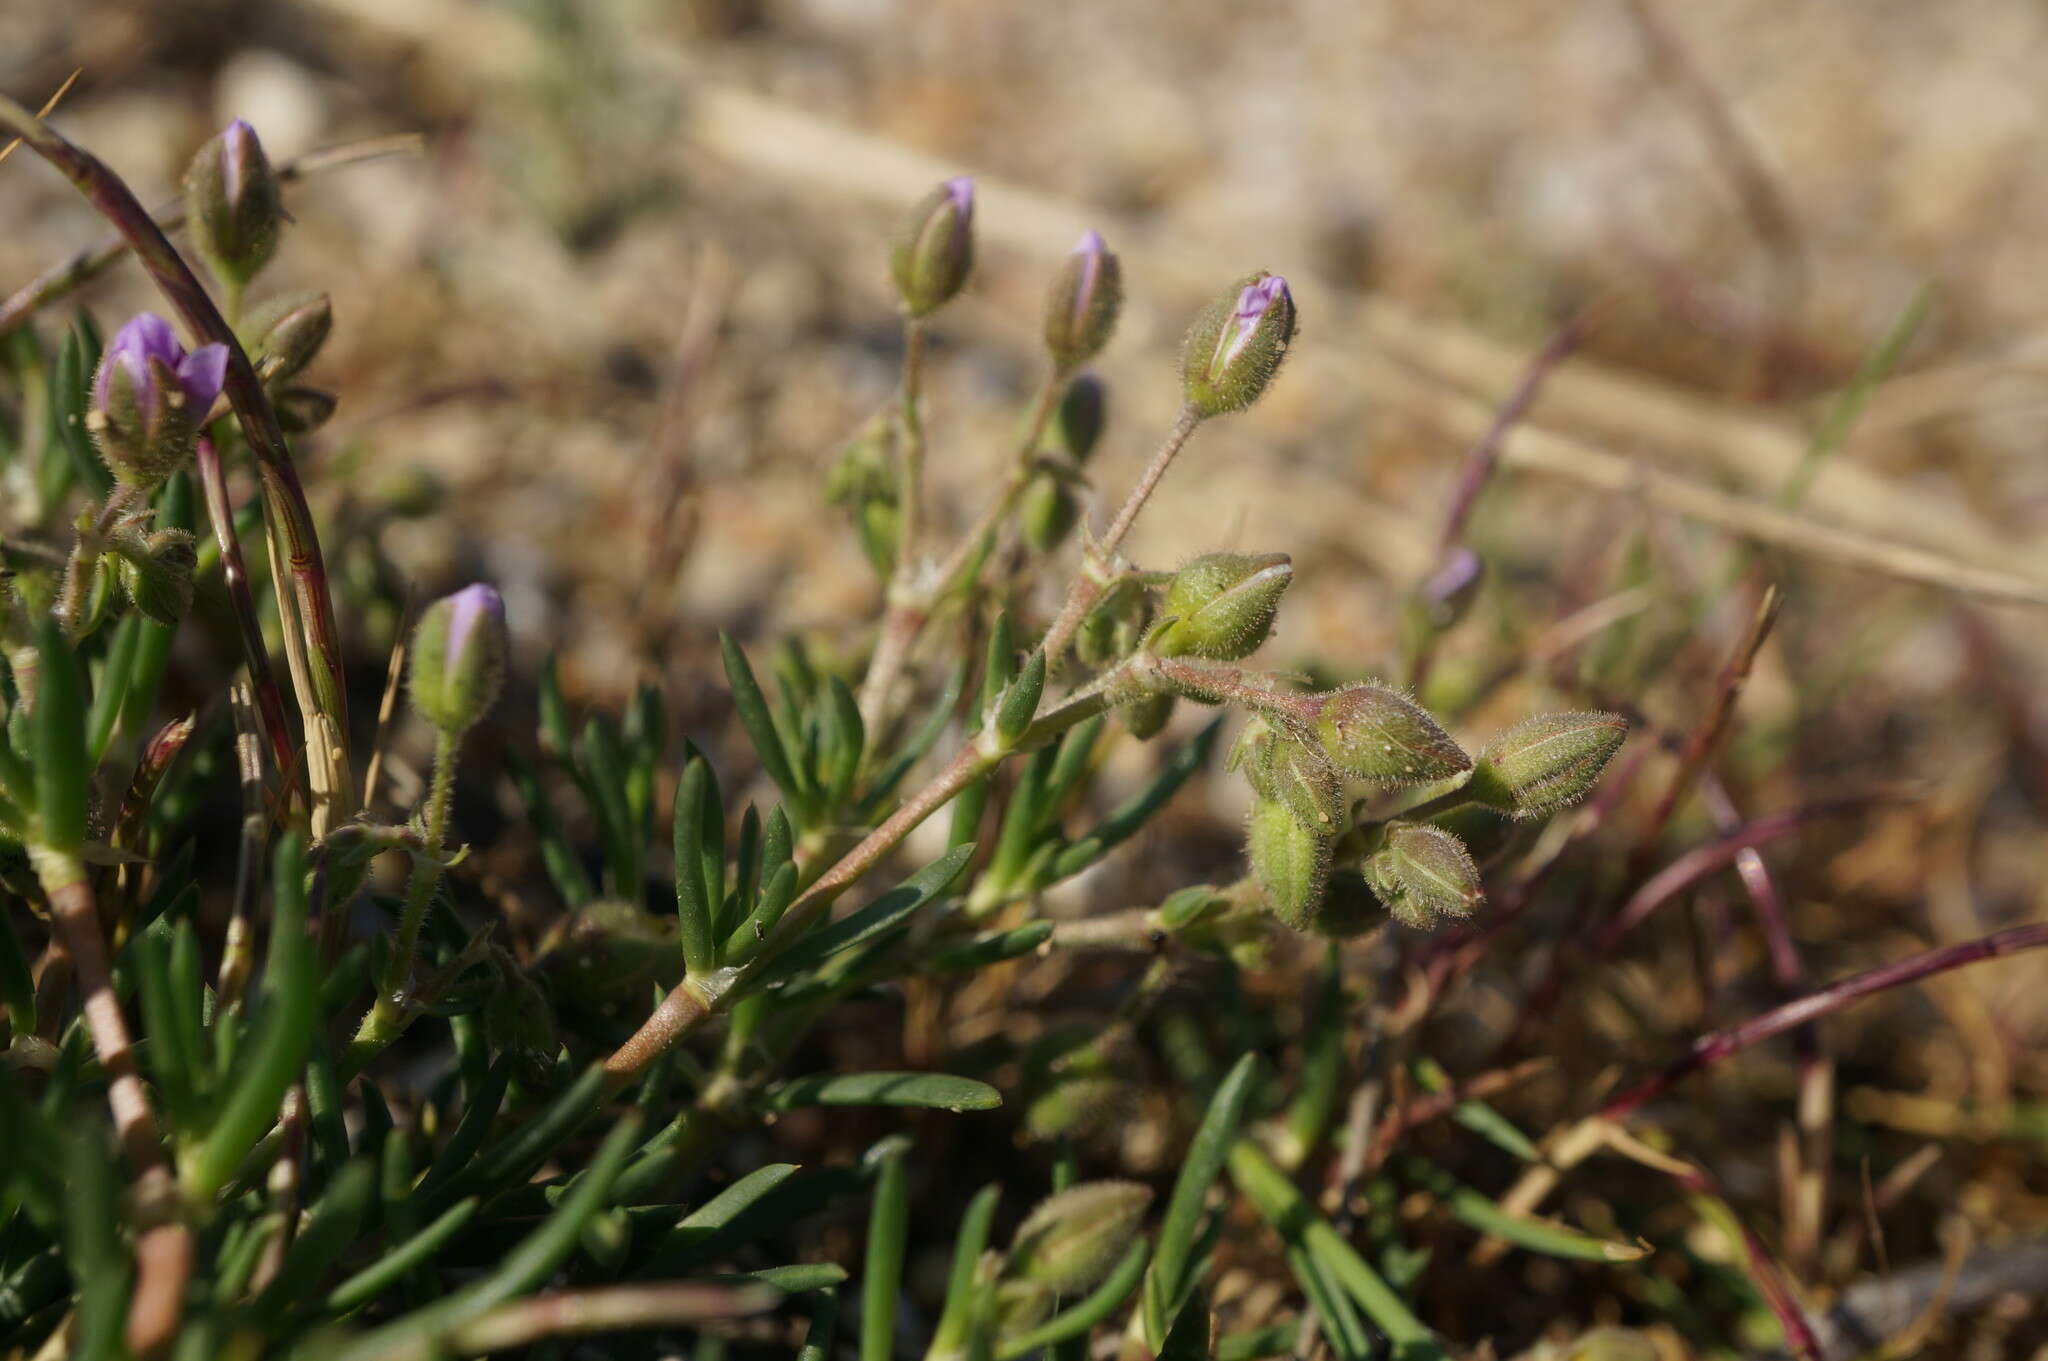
346, 727, 459, 1071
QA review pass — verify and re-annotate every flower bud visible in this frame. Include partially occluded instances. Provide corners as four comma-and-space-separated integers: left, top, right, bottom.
1467, 711, 1628, 818
1053, 373, 1107, 461
273, 386, 338, 435
890, 177, 975, 317
1372, 821, 1483, 928
1231, 718, 1344, 835
185, 119, 285, 288
1019, 473, 1081, 555
1248, 796, 1332, 931
1312, 870, 1386, 939
243, 290, 333, 384
1009, 1181, 1152, 1295
1150, 552, 1291, 660
826, 414, 900, 574
1410, 547, 1484, 633
1077, 578, 1151, 669
1561, 1328, 1659, 1361
1180, 272, 1296, 418
1044, 231, 1123, 370
1024, 1073, 1133, 1144
1119, 692, 1174, 741
408, 583, 508, 735
113, 528, 198, 627
89, 313, 229, 490
1311, 682, 1470, 785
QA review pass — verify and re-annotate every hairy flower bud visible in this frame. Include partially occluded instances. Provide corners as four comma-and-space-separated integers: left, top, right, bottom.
1053, 373, 1107, 461
185, 118, 284, 288
826, 414, 900, 574
113, 529, 199, 627
1369, 821, 1483, 929
1044, 230, 1123, 370
1019, 472, 1081, 556
1077, 578, 1151, 668
409, 583, 508, 735
273, 386, 338, 434
1009, 1181, 1152, 1295
891, 177, 975, 317
1248, 796, 1332, 931
1231, 718, 1344, 835
1412, 547, 1485, 633
1151, 552, 1292, 660
243, 290, 333, 384
1119, 692, 1174, 740
1180, 272, 1296, 418
1311, 682, 1470, 785
1468, 711, 1628, 818
89, 314, 230, 490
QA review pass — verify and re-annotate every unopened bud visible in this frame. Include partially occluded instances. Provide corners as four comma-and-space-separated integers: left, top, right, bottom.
1231, 718, 1344, 835
1077, 578, 1152, 668
1044, 230, 1122, 369
1019, 472, 1081, 555
1561, 1327, 1659, 1361
1180, 272, 1296, 418
827, 414, 900, 574
1024, 1073, 1132, 1144
409, 583, 508, 735
243, 290, 333, 384
1053, 373, 1107, 461
1312, 682, 1470, 785
1009, 1181, 1152, 1295
1373, 821, 1482, 928
1468, 711, 1628, 818
185, 119, 284, 288
273, 386, 338, 435
1119, 692, 1174, 741
891, 177, 975, 317
1248, 796, 1332, 931
1411, 547, 1484, 633
113, 528, 198, 627
1151, 552, 1291, 660
90, 313, 228, 489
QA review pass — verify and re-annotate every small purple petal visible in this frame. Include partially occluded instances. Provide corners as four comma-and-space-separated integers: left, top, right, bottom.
1219, 275, 1291, 370
944, 176, 975, 220
1072, 231, 1106, 324
221, 119, 259, 207
443, 583, 506, 670
97, 313, 187, 416
176, 344, 230, 418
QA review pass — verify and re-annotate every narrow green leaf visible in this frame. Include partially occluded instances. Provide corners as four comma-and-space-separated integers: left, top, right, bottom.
930, 1183, 1000, 1358
995, 650, 1048, 747
186, 832, 318, 1204
673, 758, 716, 977
1216, 1322, 1298, 1361
61, 1118, 128, 1361
721, 633, 803, 809
1411, 1057, 1540, 1163
1400, 1156, 1647, 1263
763, 1072, 1001, 1113
722, 860, 799, 967
861, 1144, 911, 1361
923, 921, 1054, 975
325, 1197, 479, 1313
85, 612, 141, 766
638, 1163, 801, 1270
749, 843, 974, 985
53, 321, 112, 497
731, 1262, 846, 1292
1148, 1052, 1260, 1343
507, 750, 596, 908
797, 1287, 841, 1361
33, 618, 88, 854
1228, 1140, 1445, 1358
821, 673, 865, 805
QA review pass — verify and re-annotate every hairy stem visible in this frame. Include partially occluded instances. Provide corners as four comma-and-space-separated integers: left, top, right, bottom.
1042, 405, 1203, 671
346, 727, 459, 1071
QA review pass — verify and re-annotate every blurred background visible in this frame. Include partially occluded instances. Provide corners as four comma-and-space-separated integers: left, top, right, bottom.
7, 0, 2048, 1354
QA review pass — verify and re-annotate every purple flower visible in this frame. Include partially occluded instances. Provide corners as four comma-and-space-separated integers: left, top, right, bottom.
220, 119, 259, 208
891, 177, 977, 316
1216, 275, 1293, 376
444, 583, 506, 672
96, 313, 229, 423
1044, 230, 1123, 368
